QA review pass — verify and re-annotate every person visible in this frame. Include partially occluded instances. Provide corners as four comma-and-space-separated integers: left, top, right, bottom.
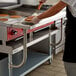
26, 0, 76, 76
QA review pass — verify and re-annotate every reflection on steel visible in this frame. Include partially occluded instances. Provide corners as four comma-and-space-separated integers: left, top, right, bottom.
49, 18, 63, 46
9, 29, 27, 68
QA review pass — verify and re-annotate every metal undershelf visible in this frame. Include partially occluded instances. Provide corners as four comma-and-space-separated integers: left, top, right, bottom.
13, 51, 51, 76
0, 51, 51, 76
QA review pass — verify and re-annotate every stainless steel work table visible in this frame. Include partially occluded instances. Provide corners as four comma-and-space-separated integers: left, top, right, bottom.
0, 25, 63, 76
0, 8, 66, 76
0, 27, 53, 76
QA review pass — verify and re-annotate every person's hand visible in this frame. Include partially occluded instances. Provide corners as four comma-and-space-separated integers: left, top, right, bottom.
40, 0, 47, 3
25, 16, 40, 24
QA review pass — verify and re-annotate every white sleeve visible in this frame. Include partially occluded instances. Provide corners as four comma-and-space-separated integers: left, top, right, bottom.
61, 0, 76, 7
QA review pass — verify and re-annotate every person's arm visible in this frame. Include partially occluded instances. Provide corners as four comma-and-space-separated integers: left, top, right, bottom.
37, 1, 67, 19
25, 1, 68, 24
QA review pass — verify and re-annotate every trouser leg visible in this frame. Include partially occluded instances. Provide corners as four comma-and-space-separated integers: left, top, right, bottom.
64, 62, 76, 76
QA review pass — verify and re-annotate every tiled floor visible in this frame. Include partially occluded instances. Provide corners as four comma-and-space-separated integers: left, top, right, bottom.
26, 52, 67, 76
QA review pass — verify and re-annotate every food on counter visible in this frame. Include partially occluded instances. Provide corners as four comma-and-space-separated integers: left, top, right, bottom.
25, 16, 34, 21
0, 14, 9, 17
0, 18, 8, 22
10, 15, 21, 18
0, 14, 9, 19
24, 16, 34, 25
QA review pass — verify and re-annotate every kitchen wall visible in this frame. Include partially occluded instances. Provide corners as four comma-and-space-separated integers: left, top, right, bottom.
21, 0, 60, 6
44, 0, 60, 5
